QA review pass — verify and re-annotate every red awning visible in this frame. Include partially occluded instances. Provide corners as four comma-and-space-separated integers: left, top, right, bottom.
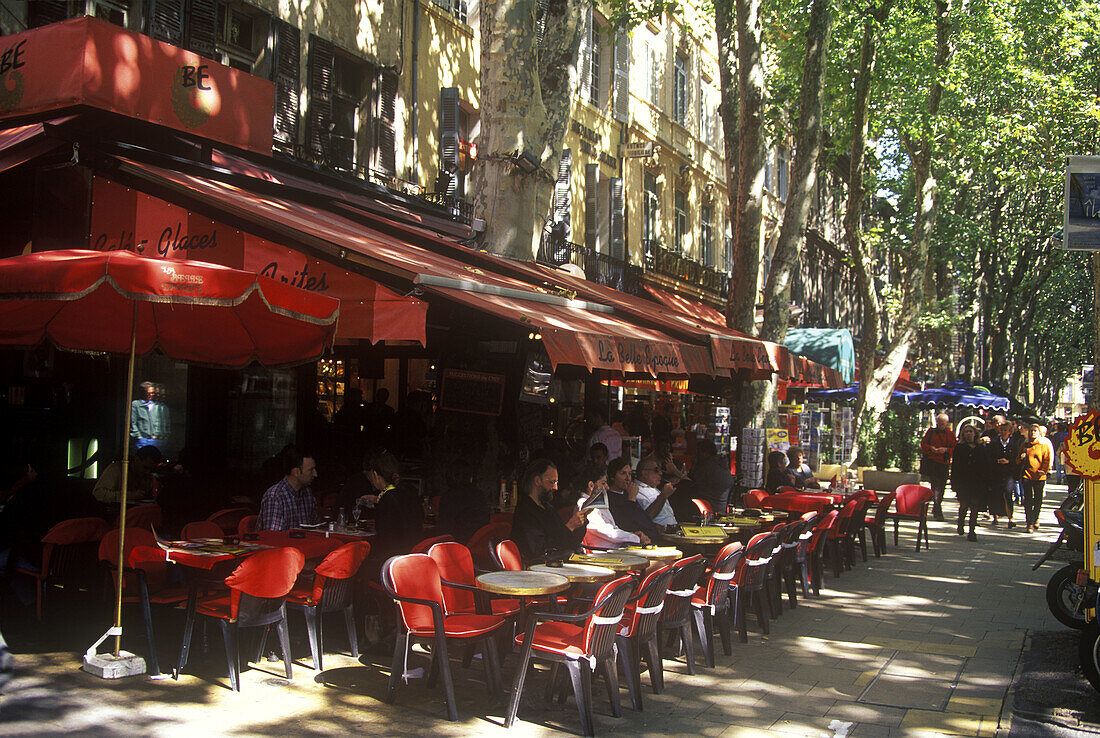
644, 284, 726, 329
0, 119, 68, 174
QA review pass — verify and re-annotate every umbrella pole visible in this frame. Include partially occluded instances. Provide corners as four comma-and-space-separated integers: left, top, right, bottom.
114, 307, 138, 657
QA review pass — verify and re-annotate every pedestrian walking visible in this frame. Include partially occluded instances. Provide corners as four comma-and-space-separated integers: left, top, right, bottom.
1018, 423, 1052, 533
920, 413, 957, 521
987, 418, 1023, 528
951, 425, 989, 542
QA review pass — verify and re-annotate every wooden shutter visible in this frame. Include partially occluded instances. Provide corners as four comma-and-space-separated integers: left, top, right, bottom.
613, 31, 629, 122
185, 0, 218, 58
577, 7, 592, 101
439, 87, 460, 194
28, 1, 69, 28
609, 177, 624, 261
374, 67, 398, 174
306, 36, 334, 162
272, 20, 301, 156
145, 0, 184, 45
553, 148, 572, 240
584, 163, 599, 253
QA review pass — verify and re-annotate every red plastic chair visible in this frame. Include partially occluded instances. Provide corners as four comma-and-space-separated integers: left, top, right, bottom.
12, 517, 109, 620
120, 504, 163, 531
180, 521, 225, 540
692, 542, 744, 668
177, 547, 305, 691
742, 489, 769, 509
864, 491, 897, 557
205, 507, 253, 535
492, 539, 523, 571
657, 554, 708, 675
615, 562, 675, 710
465, 521, 511, 569
807, 510, 839, 596
505, 575, 635, 736
410, 533, 455, 554
286, 541, 370, 670
237, 515, 259, 537
382, 554, 506, 721
692, 498, 713, 519
843, 493, 876, 565
826, 498, 860, 576
775, 518, 810, 612
489, 511, 514, 525
789, 511, 820, 600
732, 531, 775, 640
890, 484, 934, 551
428, 541, 520, 618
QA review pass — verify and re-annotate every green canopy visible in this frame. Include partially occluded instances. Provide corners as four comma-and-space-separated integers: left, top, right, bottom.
784, 328, 856, 384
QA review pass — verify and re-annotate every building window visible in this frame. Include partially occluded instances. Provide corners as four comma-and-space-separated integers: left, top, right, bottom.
430, 0, 468, 23
649, 42, 661, 108
673, 54, 688, 125
701, 204, 713, 266
590, 18, 602, 107
777, 146, 789, 202
674, 189, 688, 253
331, 53, 369, 172
91, 0, 127, 26
764, 148, 774, 193
643, 171, 660, 246
215, 2, 267, 72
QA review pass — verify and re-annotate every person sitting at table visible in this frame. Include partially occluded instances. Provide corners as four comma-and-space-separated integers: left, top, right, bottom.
764, 450, 797, 494
578, 464, 648, 548
511, 459, 586, 562
257, 446, 320, 531
587, 442, 610, 470
356, 451, 423, 565
93, 444, 164, 506
786, 447, 821, 490
634, 455, 678, 527
607, 457, 661, 543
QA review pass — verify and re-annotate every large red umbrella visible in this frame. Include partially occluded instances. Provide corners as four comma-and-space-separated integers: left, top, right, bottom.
0, 249, 339, 663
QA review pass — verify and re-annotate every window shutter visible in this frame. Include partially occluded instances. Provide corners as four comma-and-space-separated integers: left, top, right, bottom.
609, 177, 624, 261
374, 68, 399, 175
536, 0, 549, 47
578, 7, 592, 101
272, 20, 300, 156
144, 0, 183, 44
439, 87, 460, 195
28, 1, 69, 28
585, 163, 600, 254
306, 36, 334, 163
650, 43, 661, 109
553, 148, 572, 240
184, 0, 218, 58
613, 31, 629, 122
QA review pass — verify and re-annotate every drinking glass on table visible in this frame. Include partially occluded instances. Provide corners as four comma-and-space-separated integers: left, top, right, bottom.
352, 504, 362, 528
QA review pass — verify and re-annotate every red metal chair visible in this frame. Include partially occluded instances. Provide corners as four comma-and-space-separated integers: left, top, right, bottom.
505, 575, 635, 736
692, 542, 744, 668
382, 553, 506, 721
615, 562, 675, 710
466, 521, 511, 569
12, 516, 109, 620
890, 484, 934, 551
864, 491, 897, 557
410, 533, 455, 554
657, 554, 708, 675
177, 547, 305, 691
806, 510, 839, 596
286, 541, 370, 671
205, 507, 253, 535
237, 515, 259, 537
428, 541, 521, 619
742, 489, 769, 508
732, 531, 775, 640
120, 504, 163, 531
180, 521, 225, 539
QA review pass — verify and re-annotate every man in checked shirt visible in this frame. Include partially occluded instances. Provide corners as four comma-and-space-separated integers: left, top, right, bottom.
258, 447, 320, 531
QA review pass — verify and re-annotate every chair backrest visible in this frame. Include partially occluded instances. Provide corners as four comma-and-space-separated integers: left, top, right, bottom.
41, 517, 110, 583
224, 546, 305, 620
181, 521, 225, 539
493, 540, 523, 571
738, 531, 775, 588
743, 489, 769, 509
310, 541, 371, 608
872, 492, 898, 526
127, 544, 171, 593
794, 512, 820, 560
830, 498, 860, 537
206, 507, 253, 535
43, 517, 110, 545
97, 527, 157, 567
581, 575, 634, 661
660, 554, 707, 626
466, 521, 511, 566
895, 484, 934, 515
383, 553, 445, 634
779, 519, 807, 559
810, 510, 840, 557
428, 541, 478, 614
619, 562, 675, 641
846, 496, 875, 534
411, 533, 455, 554
699, 542, 743, 612
238, 515, 259, 536
692, 498, 713, 517
121, 504, 162, 531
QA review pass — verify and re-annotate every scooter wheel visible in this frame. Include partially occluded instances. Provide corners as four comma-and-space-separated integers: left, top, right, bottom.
1080, 621, 1100, 692
1047, 563, 1087, 630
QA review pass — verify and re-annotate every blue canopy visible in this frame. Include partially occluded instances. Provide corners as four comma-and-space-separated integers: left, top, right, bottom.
784, 328, 856, 384
901, 381, 1009, 411
805, 383, 910, 407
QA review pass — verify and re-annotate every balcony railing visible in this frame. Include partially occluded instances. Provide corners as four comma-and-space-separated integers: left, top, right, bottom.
537, 233, 642, 295
645, 241, 730, 300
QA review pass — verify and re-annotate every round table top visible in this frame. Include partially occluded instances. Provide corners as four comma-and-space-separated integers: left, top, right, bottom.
621, 546, 683, 561
572, 552, 649, 572
660, 531, 731, 546
475, 570, 570, 596
529, 563, 617, 583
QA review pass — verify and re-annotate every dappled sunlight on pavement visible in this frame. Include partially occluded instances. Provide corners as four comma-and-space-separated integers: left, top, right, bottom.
0, 487, 1075, 736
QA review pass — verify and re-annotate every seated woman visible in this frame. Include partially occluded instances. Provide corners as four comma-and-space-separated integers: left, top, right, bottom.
764, 450, 798, 494
786, 446, 821, 490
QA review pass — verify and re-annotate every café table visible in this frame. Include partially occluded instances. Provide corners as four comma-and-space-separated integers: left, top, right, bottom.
567, 551, 649, 573
529, 562, 617, 584
475, 570, 570, 597
660, 529, 733, 555
620, 545, 682, 563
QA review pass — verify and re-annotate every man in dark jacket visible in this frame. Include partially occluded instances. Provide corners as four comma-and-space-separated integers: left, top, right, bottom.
510, 459, 586, 562
986, 418, 1023, 528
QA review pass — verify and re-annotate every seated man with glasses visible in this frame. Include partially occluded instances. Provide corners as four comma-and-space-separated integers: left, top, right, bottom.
633, 455, 678, 527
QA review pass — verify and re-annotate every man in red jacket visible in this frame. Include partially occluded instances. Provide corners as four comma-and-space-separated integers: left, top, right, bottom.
920, 413, 958, 521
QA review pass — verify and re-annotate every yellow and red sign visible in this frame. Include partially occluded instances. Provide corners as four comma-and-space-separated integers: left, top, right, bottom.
1065, 410, 1100, 479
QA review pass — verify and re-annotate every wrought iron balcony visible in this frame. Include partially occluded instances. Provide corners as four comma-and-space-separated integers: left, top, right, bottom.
644, 241, 731, 300
537, 233, 642, 295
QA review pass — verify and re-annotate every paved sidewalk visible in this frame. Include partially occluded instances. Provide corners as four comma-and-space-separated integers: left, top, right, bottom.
0, 489, 1075, 736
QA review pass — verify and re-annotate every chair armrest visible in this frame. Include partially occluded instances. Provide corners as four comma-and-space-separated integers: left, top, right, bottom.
439, 577, 481, 594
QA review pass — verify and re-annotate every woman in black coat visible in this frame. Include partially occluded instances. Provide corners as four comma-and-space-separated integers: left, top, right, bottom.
951, 425, 989, 541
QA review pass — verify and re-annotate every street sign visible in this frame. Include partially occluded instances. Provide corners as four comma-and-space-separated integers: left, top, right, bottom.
1062, 156, 1100, 250
620, 142, 656, 158
1065, 411, 1100, 587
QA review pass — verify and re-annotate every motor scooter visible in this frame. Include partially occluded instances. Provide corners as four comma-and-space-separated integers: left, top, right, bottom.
1032, 488, 1086, 629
